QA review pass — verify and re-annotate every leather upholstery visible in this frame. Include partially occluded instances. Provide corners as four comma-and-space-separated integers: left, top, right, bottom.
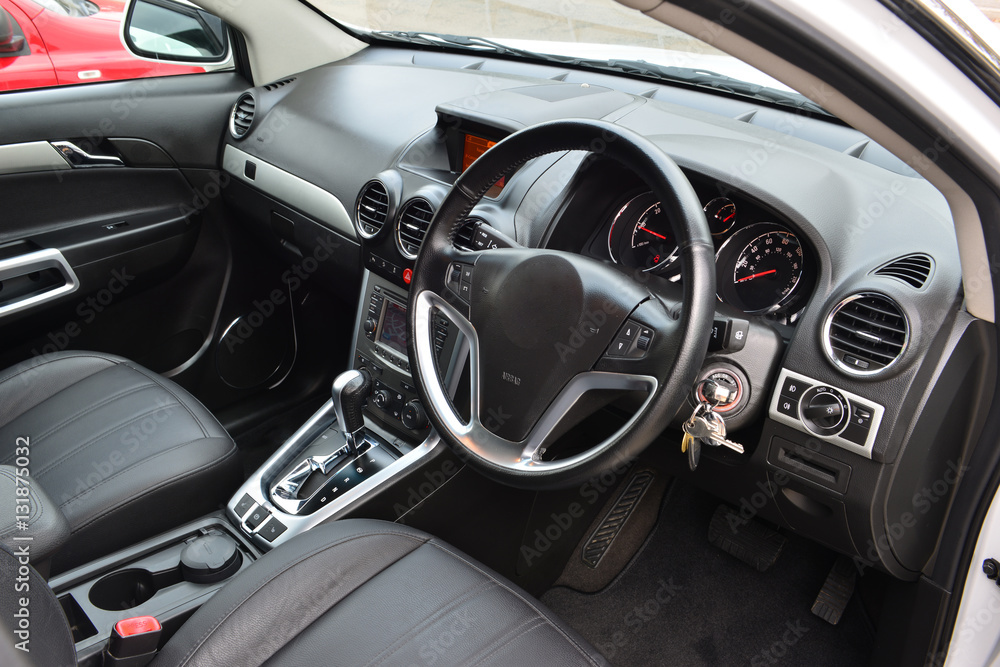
154, 519, 609, 667
0, 351, 241, 572
0, 465, 70, 564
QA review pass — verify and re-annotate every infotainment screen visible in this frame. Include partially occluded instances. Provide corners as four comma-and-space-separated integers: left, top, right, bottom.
462, 133, 505, 196
379, 300, 408, 355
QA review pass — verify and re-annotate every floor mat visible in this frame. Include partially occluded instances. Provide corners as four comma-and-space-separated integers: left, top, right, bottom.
541, 479, 874, 666
233, 395, 326, 478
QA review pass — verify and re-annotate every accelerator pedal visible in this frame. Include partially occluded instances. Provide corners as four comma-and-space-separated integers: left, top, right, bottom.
708, 505, 786, 572
811, 556, 857, 625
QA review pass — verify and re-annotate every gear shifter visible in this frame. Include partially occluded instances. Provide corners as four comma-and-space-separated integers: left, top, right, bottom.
272, 369, 372, 502
333, 369, 371, 451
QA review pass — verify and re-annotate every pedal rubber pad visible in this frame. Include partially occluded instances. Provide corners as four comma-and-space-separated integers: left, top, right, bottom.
811, 556, 857, 625
708, 504, 786, 572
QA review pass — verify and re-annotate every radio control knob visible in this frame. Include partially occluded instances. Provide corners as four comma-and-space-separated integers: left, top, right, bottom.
364, 318, 376, 334
401, 400, 428, 430
373, 389, 391, 409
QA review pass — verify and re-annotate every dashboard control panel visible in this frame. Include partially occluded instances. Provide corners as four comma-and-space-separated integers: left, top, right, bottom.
354, 273, 458, 439
768, 368, 884, 459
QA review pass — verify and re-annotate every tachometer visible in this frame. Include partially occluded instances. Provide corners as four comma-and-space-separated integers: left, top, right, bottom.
608, 192, 679, 273
716, 222, 804, 314
703, 197, 736, 236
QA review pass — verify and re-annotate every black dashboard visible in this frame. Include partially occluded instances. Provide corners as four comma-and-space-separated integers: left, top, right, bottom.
218, 44, 994, 581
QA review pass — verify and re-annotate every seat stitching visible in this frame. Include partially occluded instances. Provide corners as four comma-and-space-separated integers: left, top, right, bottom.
65, 446, 239, 534
33, 401, 182, 477
124, 363, 209, 438
30, 382, 158, 443
466, 619, 547, 666
0, 353, 119, 387
58, 436, 217, 510
363, 574, 497, 666
0, 359, 123, 450
173, 529, 431, 667
426, 541, 603, 667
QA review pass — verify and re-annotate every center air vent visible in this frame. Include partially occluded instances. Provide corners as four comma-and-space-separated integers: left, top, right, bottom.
396, 198, 434, 259
229, 93, 256, 139
355, 181, 390, 238
824, 293, 908, 375
873, 253, 933, 289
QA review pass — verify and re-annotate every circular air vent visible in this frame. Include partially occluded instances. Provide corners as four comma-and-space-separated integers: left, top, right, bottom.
355, 180, 390, 239
229, 93, 256, 139
823, 292, 909, 376
396, 198, 434, 259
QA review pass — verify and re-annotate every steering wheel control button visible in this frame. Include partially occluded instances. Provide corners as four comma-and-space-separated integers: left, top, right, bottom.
446, 263, 474, 303
259, 517, 288, 543
245, 506, 270, 531
234, 493, 255, 518
605, 320, 651, 358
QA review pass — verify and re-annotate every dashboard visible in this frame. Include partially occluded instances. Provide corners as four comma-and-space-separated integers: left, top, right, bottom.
217, 44, 994, 581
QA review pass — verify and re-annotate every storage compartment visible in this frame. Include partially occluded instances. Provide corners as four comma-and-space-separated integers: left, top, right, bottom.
58, 594, 98, 643
89, 567, 184, 611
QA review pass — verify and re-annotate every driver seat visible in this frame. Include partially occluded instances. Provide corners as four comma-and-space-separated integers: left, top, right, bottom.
0, 519, 609, 666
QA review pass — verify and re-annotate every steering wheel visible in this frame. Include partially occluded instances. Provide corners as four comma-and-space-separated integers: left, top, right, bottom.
407, 119, 716, 489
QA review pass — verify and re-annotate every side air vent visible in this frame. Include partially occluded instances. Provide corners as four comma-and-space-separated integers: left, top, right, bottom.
396, 198, 434, 259
229, 93, 256, 139
873, 253, 933, 289
824, 293, 908, 375
454, 218, 481, 250
355, 181, 390, 238
263, 77, 297, 91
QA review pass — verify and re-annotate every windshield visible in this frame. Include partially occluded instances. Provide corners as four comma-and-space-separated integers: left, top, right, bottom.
312, 0, 799, 95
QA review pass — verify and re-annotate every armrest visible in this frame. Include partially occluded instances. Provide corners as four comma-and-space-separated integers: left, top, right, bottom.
0, 465, 70, 564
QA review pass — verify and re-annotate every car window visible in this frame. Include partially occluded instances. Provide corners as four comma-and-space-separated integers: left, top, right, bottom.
0, 0, 233, 94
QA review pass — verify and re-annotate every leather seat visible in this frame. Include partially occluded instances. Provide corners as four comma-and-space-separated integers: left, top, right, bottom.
0, 520, 610, 666
0, 351, 241, 572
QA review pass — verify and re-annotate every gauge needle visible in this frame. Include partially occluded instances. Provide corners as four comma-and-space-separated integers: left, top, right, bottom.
639, 227, 667, 240
736, 269, 777, 283
723, 212, 735, 222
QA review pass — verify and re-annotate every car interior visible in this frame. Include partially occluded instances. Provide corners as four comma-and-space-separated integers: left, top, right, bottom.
2, 0, 1000, 665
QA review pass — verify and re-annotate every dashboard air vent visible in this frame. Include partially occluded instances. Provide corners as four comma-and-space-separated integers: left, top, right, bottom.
229, 93, 256, 139
824, 293, 908, 375
263, 77, 297, 91
873, 253, 933, 289
454, 218, 481, 250
396, 198, 434, 258
355, 181, 390, 238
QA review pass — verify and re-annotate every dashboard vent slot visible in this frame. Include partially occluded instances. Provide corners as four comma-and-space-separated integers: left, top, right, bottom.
263, 77, 296, 91
355, 181, 390, 238
229, 93, 256, 139
454, 218, 481, 250
825, 293, 908, 374
396, 198, 434, 258
873, 254, 933, 289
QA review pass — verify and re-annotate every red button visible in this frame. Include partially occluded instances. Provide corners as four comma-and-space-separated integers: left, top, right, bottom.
403, 268, 412, 284
115, 616, 161, 637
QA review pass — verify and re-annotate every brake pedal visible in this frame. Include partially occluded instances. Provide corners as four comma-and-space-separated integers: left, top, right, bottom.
708, 505, 786, 572
811, 556, 856, 625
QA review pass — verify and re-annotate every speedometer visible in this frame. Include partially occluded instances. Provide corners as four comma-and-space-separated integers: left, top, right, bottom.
607, 192, 679, 273
716, 222, 804, 314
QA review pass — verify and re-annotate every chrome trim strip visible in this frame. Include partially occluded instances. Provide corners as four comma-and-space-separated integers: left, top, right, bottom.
0, 141, 72, 176
768, 368, 885, 459
413, 289, 658, 472
0, 249, 80, 318
222, 144, 357, 239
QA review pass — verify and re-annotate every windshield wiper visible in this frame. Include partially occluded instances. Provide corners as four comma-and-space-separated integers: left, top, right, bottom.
368, 30, 829, 116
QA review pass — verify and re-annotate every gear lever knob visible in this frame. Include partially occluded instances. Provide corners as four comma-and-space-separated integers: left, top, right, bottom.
333, 369, 371, 438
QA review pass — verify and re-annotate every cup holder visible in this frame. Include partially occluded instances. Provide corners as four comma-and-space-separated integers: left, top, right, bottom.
89, 569, 159, 611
